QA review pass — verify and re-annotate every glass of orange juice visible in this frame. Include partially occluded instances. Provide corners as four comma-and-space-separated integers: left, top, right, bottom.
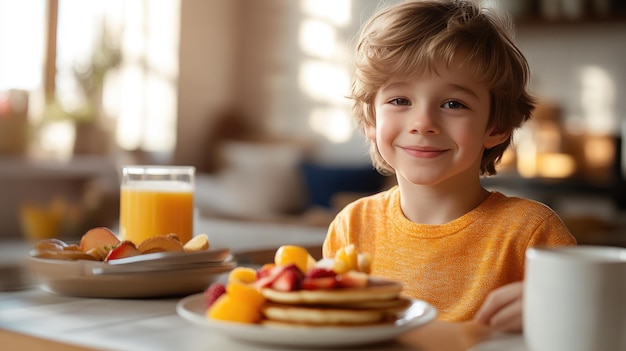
120, 166, 195, 245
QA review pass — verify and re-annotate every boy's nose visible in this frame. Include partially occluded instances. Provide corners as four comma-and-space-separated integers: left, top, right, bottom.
409, 108, 440, 135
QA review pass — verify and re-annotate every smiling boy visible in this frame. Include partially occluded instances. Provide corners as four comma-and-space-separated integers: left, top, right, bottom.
323, 0, 576, 332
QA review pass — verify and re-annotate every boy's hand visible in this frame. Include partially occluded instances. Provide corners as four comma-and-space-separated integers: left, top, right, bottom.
473, 281, 523, 333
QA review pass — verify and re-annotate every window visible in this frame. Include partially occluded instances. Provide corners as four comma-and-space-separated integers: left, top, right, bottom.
0, 0, 180, 159
0, 0, 46, 102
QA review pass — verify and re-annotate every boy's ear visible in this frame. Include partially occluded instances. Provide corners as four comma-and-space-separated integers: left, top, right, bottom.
484, 127, 510, 149
364, 123, 376, 139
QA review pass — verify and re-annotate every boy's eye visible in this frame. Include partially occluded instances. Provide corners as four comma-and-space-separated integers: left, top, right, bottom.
389, 98, 410, 106
442, 100, 466, 109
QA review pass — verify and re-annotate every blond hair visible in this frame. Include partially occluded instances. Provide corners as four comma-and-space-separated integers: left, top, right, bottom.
351, 0, 535, 175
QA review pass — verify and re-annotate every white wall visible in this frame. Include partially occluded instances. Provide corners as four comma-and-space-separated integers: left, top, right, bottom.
175, 1, 626, 167
517, 22, 626, 135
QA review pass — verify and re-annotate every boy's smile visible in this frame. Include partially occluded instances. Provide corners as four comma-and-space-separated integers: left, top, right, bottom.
367, 57, 507, 188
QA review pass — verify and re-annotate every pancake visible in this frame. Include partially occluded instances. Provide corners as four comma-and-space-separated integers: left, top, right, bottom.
330, 296, 411, 310
261, 278, 403, 305
260, 318, 395, 328
261, 297, 410, 326
262, 303, 389, 325
259, 277, 409, 327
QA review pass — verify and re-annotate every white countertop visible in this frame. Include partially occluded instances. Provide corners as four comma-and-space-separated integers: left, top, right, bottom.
0, 219, 330, 350
0, 218, 528, 351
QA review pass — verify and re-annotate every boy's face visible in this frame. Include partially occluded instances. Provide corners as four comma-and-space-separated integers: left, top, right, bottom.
367, 58, 508, 187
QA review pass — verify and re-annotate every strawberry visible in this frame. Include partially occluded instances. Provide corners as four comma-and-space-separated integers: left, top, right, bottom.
204, 283, 226, 308
103, 240, 141, 262
305, 267, 337, 279
255, 264, 295, 289
301, 276, 338, 290
256, 264, 277, 280
270, 264, 303, 292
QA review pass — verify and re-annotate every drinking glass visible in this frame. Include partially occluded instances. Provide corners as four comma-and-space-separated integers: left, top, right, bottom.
120, 166, 195, 245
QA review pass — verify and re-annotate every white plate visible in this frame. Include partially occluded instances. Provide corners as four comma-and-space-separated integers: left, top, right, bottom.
176, 293, 437, 348
25, 252, 235, 298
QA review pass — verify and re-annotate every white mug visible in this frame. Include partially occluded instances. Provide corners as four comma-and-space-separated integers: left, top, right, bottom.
524, 246, 626, 351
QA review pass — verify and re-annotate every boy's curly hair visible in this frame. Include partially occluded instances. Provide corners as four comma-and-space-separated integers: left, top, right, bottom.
351, 0, 535, 176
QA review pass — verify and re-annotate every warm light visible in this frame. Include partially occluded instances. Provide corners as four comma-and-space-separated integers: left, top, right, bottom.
308, 108, 353, 143
55, 0, 180, 154
579, 65, 616, 134
537, 153, 576, 179
120, 0, 179, 153
301, 0, 351, 26
299, 60, 351, 104
584, 136, 614, 168
515, 125, 538, 178
498, 147, 517, 171
0, 0, 45, 91
297, 0, 353, 146
116, 65, 144, 150
38, 121, 75, 161
299, 19, 337, 59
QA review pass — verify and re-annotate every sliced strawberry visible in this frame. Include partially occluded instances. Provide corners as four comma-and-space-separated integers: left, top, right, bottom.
305, 267, 337, 279
301, 276, 338, 290
256, 263, 277, 280
204, 283, 226, 308
255, 264, 292, 289
270, 265, 302, 292
80, 227, 120, 252
336, 270, 369, 288
103, 240, 141, 262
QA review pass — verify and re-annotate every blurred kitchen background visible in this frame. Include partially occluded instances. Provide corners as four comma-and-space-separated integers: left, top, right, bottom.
1, 0, 625, 246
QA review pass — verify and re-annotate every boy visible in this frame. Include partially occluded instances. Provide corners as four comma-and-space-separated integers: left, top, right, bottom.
322, 0, 576, 332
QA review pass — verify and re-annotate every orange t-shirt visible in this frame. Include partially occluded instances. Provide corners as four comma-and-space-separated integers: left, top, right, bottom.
323, 186, 576, 321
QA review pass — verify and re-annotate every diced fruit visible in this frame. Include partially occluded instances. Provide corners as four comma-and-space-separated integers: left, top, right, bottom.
270, 264, 303, 292
204, 283, 226, 308
63, 244, 83, 251
166, 233, 181, 242
207, 295, 262, 323
79, 227, 120, 253
301, 276, 338, 290
228, 267, 258, 284
207, 281, 266, 323
333, 244, 359, 274
358, 252, 372, 274
227, 282, 266, 308
137, 235, 184, 254
300, 267, 341, 289
204, 244, 378, 324
104, 240, 141, 262
35, 238, 69, 252
255, 264, 289, 289
314, 258, 336, 270
305, 267, 337, 279
337, 270, 369, 288
257, 263, 276, 279
183, 233, 210, 252
32, 249, 99, 261
274, 245, 316, 273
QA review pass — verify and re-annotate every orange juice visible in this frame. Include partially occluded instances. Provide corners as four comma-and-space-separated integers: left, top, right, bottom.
120, 181, 194, 244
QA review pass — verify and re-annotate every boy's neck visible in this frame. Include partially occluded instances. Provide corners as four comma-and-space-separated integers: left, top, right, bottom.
397, 177, 490, 225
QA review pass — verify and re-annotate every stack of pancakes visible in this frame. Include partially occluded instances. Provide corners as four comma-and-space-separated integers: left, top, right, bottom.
260, 278, 411, 326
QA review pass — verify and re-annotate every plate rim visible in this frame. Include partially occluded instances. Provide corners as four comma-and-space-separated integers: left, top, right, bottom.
176, 292, 437, 347
25, 254, 235, 298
